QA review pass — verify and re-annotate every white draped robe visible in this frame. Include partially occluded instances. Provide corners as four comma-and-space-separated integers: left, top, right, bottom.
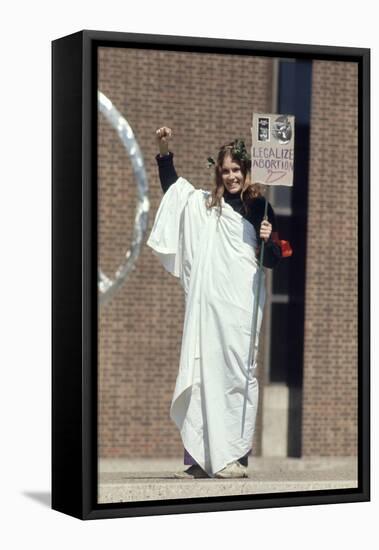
147, 177, 265, 476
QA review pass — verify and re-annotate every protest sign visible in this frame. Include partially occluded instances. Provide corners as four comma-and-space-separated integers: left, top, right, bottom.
251, 113, 295, 186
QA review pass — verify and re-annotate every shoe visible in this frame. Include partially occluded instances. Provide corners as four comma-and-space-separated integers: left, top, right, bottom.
215, 461, 248, 479
174, 465, 210, 479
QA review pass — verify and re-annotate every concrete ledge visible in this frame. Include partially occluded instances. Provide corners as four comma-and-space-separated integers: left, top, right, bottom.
98, 457, 358, 504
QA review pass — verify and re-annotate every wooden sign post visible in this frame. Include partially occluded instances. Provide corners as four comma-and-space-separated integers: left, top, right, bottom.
241, 113, 295, 438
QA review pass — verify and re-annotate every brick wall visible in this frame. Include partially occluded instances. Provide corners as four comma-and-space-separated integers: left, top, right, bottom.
98, 47, 274, 457
302, 60, 358, 456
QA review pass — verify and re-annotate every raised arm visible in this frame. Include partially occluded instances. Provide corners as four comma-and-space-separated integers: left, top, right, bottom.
155, 126, 178, 193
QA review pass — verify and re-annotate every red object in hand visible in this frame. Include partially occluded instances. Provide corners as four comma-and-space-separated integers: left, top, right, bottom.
279, 240, 293, 258
271, 232, 293, 258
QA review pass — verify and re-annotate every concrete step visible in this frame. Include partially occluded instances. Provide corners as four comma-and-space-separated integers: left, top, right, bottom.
98, 457, 358, 504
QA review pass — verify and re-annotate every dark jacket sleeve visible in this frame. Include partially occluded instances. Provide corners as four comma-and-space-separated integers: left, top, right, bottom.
155, 152, 178, 193
262, 238, 282, 269
250, 198, 282, 269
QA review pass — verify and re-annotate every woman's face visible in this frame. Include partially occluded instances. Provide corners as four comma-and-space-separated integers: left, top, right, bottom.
221, 154, 245, 194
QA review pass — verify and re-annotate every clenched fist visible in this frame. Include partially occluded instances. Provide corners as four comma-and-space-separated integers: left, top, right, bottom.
156, 126, 173, 156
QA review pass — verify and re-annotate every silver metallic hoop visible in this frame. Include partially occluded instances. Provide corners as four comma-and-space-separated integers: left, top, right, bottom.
98, 91, 150, 305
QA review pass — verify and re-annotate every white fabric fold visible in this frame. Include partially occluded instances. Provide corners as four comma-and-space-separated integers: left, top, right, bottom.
147, 177, 265, 476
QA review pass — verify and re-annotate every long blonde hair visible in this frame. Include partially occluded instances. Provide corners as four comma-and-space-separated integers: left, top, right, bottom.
207, 140, 261, 215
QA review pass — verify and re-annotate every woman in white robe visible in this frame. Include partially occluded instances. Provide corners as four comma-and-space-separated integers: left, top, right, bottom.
147, 127, 281, 479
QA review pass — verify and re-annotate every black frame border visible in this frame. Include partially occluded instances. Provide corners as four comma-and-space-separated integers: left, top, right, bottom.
52, 30, 370, 520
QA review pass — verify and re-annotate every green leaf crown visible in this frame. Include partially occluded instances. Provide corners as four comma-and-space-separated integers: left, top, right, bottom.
207, 139, 251, 168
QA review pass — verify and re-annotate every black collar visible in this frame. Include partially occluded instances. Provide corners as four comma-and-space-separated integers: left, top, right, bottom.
223, 190, 243, 210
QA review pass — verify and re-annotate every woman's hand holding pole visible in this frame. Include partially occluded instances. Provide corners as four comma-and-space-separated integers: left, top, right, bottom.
259, 219, 272, 242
